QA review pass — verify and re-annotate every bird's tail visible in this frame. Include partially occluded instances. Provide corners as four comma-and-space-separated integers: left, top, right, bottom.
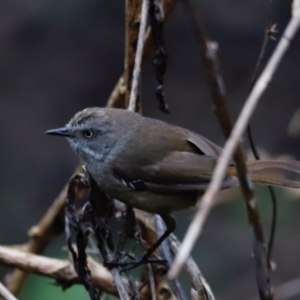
228, 160, 300, 188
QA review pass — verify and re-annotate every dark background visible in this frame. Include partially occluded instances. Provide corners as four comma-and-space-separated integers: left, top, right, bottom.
1, 0, 300, 299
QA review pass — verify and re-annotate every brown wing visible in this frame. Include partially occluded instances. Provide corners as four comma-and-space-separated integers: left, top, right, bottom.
113, 118, 236, 193
178, 127, 223, 158
115, 151, 238, 193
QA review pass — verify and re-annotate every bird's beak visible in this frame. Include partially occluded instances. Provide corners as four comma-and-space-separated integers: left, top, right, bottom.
45, 127, 72, 137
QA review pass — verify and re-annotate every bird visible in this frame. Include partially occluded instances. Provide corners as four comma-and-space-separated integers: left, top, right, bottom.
46, 107, 300, 267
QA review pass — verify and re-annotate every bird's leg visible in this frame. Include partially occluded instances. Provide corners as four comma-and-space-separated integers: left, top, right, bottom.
105, 214, 176, 272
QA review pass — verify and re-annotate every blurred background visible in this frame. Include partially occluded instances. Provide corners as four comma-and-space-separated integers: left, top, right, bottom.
1, 0, 300, 299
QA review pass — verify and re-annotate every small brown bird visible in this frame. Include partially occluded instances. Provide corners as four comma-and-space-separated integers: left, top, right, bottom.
46, 107, 300, 268
46, 107, 300, 214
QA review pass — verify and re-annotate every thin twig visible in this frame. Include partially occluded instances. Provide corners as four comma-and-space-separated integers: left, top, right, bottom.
169, 234, 214, 300
114, 207, 135, 262
170, 0, 300, 281
124, 0, 143, 108
148, 265, 157, 300
134, 210, 176, 300
265, 187, 277, 269
107, 0, 178, 109
250, 276, 300, 300
247, 0, 278, 270
128, 0, 148, 112
149, 0, 169, 113
0, 283, 18, 300
154, 216, 172, 266
250, 0, 275, 91
86, 175, 131, 300
154, 216, 187, 300
179, 1, 271, 298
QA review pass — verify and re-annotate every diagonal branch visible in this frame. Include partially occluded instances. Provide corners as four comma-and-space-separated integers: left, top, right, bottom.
170, 0, 300, 290
178, 1, 271, 298
0, 282, 18, 300
169, 234, 214, 300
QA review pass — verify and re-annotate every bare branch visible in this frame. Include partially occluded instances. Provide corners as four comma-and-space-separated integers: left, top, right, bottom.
250, 276, 300, 300
107, 0, 178, 109
128, 0, 148, 112
0, 282, 18, 300
124, 0, 143, 108
176, 1, 272, 298
247, 0, 278, 271
134, 210, 177, 300
154, 216, 187, 300
170, 0, 300, 281
169, 234, 214, 300
0, 246, 130, 297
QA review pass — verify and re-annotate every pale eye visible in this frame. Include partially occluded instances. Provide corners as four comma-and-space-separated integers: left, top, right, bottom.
82, 130, 94, 139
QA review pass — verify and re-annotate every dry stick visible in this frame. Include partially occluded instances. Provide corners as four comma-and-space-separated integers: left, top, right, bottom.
148, 265, 157, 300
154, 216, 187, 300
87, 177, 130, 300
250, 0, 275, 91
109, 265, 130, 299
134, 210, 176, 300
0, 283, 18, 300
128, 0, 148, 112
180, 1, 271, 298
170, 0, 300, 281
0, 246, 136, 298
169, 234, 214, 300
124, 0, 143, 108
247, 0, 278, 269
251, 276, 300, 300
107, 0, 178, 109
114, 207, 135, 262
114, 209, 141, 300
121, 2, 145, 287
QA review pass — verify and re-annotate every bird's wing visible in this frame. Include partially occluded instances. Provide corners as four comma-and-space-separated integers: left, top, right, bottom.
114, 151, 238, 193
179, 128, 223, 158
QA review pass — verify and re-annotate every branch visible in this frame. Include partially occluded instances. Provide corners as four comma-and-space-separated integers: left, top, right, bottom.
0, 246, 130, 297
250, 0, 276, 91
149, 0, 169, 113
134, 210, 177, 300
170, 0, 300, 285
169, 234, 214, 300
178, 1, 271, 298
128, 0, 148, 112
247, 0, 278, 270
107, 0, 178, 109
250, 276, 300, 300
124, 0, 142, 108
154, 216, 187, 300
0, 282, 18, 300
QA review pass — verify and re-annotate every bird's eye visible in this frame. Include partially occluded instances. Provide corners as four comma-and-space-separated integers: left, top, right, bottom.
82, 130, 95, 139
